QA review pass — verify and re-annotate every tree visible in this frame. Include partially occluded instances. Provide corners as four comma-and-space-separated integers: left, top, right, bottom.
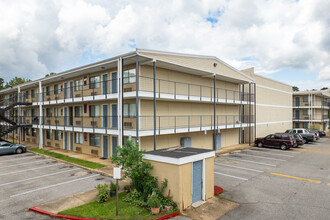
0, 78, 5, 90
4, 77, 31, 88
321, 87, 328, 90
45, 72, 56, 77
292, 86, 299, 92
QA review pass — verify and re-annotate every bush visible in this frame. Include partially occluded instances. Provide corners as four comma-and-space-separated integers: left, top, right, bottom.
110, 182, 118, 192
147, 195, 161, 208
124, 189, 147, 207
123, 184, 131, 193
95, 184, 109, 203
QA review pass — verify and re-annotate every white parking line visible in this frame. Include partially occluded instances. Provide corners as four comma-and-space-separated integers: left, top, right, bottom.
0, 155, 41, 162
245, 149, 294, 158
0, 159, 54, 169
0, 164, 61, 176
0, 168, 81, 187
233, 153, 286, 161
10, 174, 99, 197
214, 172, 248, 181
222, 158, 276, 167
250, 148, 300, 154
215, 162, 264, 173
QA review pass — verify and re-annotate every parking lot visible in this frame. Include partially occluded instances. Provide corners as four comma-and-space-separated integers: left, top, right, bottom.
0, 152, 112, 220
215, 138, 330, 220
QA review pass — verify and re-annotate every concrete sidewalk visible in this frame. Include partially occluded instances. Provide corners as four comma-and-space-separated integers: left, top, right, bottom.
216, 144, 251, 156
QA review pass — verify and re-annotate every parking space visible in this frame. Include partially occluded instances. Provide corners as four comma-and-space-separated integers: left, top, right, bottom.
216, 138, 330, 220
0, 152, 113, 220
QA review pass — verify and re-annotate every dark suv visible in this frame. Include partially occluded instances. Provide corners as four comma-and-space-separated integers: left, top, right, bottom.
255, 133, 297, 150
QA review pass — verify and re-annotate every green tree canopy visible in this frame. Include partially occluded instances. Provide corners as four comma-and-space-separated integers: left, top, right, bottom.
0, 78, 5, 90
45, 72, 56, 77
321, 87, 328, 90
292, 86, 299, 92
4, 77, 31, 89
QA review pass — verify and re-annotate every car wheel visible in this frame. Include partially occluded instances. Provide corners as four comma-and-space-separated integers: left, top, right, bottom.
302, 139, 306, 144
257, 142, 263, 148
280, 144, 287, 150
16, 148, 23, 154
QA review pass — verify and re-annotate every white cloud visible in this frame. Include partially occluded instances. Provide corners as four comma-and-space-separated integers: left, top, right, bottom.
0, 0, 330, 87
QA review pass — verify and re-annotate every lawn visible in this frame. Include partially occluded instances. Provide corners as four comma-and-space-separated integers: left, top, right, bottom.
58, 192, 170, 220
28, 148, 106, 169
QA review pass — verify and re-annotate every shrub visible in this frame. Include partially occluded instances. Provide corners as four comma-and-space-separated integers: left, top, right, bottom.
95, 184, 109, 203
110, 182, 117, 192
124, 189, 147, 207
147, 195, 161, 208
123, 184, 131, 193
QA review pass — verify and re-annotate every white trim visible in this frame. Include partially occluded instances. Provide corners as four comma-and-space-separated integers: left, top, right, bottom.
202, 159, 205, 201
257, 103, 292, 108
256, 120, 292, 125
256, 84, 292, 95
143, 151, 215, 165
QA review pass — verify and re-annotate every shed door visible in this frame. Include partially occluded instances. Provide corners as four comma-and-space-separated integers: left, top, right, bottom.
192, 160, 203, 204
103, 136, 109, 158
216, 133, 221, 150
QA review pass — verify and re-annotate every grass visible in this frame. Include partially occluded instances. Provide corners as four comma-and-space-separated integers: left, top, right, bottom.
28, 148, 106, 169
58, 192, 171, 220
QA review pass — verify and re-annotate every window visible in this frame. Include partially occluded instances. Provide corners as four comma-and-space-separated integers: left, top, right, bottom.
90, 134, 100, 147
84, 104, 87, 113
26, 128, 30, 136
32, 128, 37, 137
124, 103, 136, 117
46, 108, 52, 117
26, 109, 31, 117
303, 110, 308, 115
25, 91, 30, 99
297, 130, 303, 133
31, 89, 36, 98
89, 76, 100, 89
75, 133, 83, 144
123, 69, 136, 84
75, 106, 82, 117
54, 107, 61, 117
89, 105, 100, 117
55, 131, 61, 140
46, 130, 52, 139
303, 96, 309, 102
75, 79, 83, 91
46, 86, 51, 96
54, 84, 60, 95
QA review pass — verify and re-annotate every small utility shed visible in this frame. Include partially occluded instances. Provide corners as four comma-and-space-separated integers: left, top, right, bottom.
144, 147, 215, 211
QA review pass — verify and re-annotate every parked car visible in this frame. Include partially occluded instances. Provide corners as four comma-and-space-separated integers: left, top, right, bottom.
318, 130, 326, 137
291, 133, 305, 146
0, 142, 26, 155
308, 129, 320, 140
255, 133, 297, 150
285, 129, 316, 143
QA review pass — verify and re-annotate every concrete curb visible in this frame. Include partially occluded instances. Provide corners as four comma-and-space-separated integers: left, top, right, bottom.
29, 204, 181, 220
28, 150, 113, 178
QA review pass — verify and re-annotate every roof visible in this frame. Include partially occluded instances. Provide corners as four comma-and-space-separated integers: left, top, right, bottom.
145, 147, 213, 159
293, 89, 330, 97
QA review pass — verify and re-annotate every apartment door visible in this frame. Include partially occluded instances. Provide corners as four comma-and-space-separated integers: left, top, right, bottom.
295, 110, 300, 120
103, 135, 109, 158
111, 72, 117, 94
102, 104, 108, 128
69, 107, 73, 126
102, 74, 108, 95
63, 107, 67, 126
112, 136, 118, 156
70, 132, 73, 151
215, 133, 221, 150
63, 82, 67, 99
69, 81, 73, 98
295, 123, 300, 128
22, 128, 25, 141
295, 97, 300, 106
64, 132, 68, 150
111, 104, 118, 128
192, 160, 203, 204
42, 88, 45, 102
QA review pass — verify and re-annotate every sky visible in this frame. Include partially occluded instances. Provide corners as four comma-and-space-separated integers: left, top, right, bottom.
0, 0, 329, 91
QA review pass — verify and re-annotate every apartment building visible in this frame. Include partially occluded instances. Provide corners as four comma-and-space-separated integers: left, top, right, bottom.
293, 90, 330, 131
0, 49, 292, 158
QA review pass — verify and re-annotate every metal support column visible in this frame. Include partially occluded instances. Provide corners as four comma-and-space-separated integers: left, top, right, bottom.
248, 83, 251, 146
242, 85, 245, 144
38, 81, 43, 149
213, 74, 216, 151
238, 85, 241, 144
153, 60, 157, 150
254, 83, 256, 141
117, 58, 123, 147
17, 86, 21, 144
121, 58, 124, 145
135, 54, 139, 145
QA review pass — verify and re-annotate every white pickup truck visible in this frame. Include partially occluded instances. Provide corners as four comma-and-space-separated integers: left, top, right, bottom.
285, 129, 316, 143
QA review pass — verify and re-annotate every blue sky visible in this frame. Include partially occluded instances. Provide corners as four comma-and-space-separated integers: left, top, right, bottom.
0, 0, 329, 91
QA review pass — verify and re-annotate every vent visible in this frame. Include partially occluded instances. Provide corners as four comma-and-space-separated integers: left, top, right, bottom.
75, 94, 81, 98
180, 137, 191, 147
55, 143, 60, 148
124, 88, 132, 92
76, 147, 82, 152
91, 121, 97, 126
76, 121, 81, 126
124, 122, 132, 128
91, 149, 98, 155
91, 92, 97, 96
47, 141, 51, 146
26, 138, 30, 142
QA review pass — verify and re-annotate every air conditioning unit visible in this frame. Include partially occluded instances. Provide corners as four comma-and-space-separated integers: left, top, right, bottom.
47, 142, 51, 146
91, 121, 97, 126
76, 121, 81, 125
55, 143, 60, 148
180, 137, 191, 147
75, 94, 81, 98
124, 88, 133, 92
91, 149, 98, 155
76, 147, 82, 152
124, 122, 133, 128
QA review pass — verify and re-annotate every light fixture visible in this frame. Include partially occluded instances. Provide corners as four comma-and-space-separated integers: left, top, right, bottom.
204, 130, 207, 135
101, 66, 105, 69
213, 63, 217, 67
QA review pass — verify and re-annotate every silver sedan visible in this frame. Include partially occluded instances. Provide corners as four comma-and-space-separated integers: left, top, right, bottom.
0, 142, 27, 155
